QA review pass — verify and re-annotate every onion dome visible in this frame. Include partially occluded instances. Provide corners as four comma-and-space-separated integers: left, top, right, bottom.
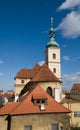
46, 17, 59, 48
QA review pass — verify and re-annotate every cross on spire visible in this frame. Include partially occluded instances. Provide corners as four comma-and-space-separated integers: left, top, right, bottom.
51, 17, 54, 28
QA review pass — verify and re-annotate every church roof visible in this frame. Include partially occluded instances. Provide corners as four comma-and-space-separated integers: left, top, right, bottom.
14, 64, 40, 79
31, 64, 60, 82
14, 63, 61, 83
0, 85, 71, 115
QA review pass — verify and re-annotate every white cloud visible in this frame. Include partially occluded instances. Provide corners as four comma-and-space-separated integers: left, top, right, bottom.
73, 56, 80, 60
58, 0, 80, 10
0, 72, 3, 76
0, 60, 3, 64
62, 72, 80, 90
38, 61, 45, 66
62, 56, 70, 61
56, 11, 80, 38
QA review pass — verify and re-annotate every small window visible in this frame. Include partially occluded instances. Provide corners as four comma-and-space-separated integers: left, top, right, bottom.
36, 100, 40, 104
74, 111, 80, 117
53, 68, 56, 73
24, 125, 32, 130
53, 53, 56, 59
60, 126, 64, 130
21, 79, 24, 83
42, 100, 45, 104
51, 124, 58, 130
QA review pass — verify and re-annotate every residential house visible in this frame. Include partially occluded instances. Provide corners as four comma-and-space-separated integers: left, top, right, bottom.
0, 85, 71, 130
62, 83, 80, 127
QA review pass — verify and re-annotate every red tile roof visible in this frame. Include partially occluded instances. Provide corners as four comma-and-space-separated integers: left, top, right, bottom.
3, 93, 15, 98
32, 92, 47, 99
0, 90, 3, 93
31, 64, 61, 82
0, 85, 71, 115
74, 83, 80, 89
0, 102, 20, 115
14, 64, 40, 79
14, 63, 61, 83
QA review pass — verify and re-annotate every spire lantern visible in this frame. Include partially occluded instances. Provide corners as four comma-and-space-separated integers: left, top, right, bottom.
46, 17, 59, 48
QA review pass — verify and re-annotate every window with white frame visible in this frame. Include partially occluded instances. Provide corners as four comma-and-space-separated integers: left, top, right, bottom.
24, 125, 32, 130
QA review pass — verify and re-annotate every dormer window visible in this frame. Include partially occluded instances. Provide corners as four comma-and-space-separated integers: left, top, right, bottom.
32, 93, 47, 109
33, 98, 47, 106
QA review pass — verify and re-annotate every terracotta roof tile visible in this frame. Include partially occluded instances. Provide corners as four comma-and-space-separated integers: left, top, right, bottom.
0, 86, 71, 115
32, 92, 47, 99
14, 64, 40, 79
31, 64, 61, 82
0, 102, 20, 115
10, 86, 70, 115
74, 83, 80, 89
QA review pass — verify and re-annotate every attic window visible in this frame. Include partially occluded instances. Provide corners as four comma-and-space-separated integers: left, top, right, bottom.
32, 94, 47, 106
21, 79, 24, 84
42, 100, 45, 104
33, 99, 47, 105
36, 100, 40, 104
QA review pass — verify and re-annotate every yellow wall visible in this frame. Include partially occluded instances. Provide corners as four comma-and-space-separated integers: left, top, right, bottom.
10, 113, 70, 130
0, 116, 7, 130
63, 102, 80, 127
14, 78, 30, 94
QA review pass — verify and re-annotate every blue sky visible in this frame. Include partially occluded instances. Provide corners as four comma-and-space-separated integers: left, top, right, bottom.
0, 0, 80, 91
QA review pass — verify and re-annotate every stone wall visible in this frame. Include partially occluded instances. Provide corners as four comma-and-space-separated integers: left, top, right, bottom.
0, 116, 7, 130
10, 113, 70, 130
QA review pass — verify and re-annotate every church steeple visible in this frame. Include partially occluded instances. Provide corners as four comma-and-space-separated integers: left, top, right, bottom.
45, 17, 61, 80
46, 17, 59, 48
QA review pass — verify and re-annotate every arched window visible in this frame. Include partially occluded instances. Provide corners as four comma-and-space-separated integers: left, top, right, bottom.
53, 68, 56, 73
53, 53, 56, 59
47, 87, 52, 96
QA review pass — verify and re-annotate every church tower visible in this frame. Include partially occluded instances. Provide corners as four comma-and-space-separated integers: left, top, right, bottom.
46, 18, 61, 80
